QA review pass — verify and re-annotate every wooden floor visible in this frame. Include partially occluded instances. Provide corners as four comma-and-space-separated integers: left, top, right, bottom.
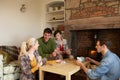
44, 70, 88, 80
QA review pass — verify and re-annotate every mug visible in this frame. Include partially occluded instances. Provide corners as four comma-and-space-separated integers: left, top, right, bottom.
77, 56, 85, 62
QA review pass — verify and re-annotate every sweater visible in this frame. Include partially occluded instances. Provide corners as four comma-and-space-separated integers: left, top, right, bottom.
38, 37, 56, 59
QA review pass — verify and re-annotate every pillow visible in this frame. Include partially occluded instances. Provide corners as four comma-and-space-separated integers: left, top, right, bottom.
0, 46, 19, 61
0, 50, 10, 64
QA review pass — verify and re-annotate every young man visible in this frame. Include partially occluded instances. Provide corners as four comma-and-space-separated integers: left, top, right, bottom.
38, 28, 58, 60
76, 39, 120, 80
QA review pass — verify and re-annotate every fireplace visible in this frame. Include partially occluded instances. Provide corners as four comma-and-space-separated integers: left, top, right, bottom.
64, 0, 120, 60
88, 47, 102, 61
65, 28, 120, 60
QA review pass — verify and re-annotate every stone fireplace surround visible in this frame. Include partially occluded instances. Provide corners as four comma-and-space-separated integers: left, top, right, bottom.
64, 16, 120, 59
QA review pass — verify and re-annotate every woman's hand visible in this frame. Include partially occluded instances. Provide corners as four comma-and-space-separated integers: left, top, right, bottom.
65, 49, 72, 54
55, 48, 61, 54
37, 61, 43, 67
52, 48, 61, 56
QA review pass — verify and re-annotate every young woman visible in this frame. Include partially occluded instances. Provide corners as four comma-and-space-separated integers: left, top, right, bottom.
19, 38, 42, 80
54, 30, 73, 59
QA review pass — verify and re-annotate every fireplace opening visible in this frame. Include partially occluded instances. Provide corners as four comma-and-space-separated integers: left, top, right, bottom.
88, 31, 102, 61
70, 29, 120, 61
88, 47, 102, 61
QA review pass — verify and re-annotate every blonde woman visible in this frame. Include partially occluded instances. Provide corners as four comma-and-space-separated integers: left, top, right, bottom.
19, 38, 42, 80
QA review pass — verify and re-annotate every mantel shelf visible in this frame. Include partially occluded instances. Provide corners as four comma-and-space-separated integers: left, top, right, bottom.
47, 20, 64, 23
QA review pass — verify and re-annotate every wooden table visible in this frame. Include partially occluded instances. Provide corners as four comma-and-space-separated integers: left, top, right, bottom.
39, 59, 81, 80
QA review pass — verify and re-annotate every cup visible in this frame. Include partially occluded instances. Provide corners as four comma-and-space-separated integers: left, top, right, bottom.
77, 56, 85, 62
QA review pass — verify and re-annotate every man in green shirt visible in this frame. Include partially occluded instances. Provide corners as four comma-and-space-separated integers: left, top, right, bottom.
38, 28, 58, 60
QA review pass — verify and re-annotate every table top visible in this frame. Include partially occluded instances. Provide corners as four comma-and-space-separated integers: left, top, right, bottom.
39, 59, 80, 76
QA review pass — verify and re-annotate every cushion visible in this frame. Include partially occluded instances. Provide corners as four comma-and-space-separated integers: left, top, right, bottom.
0, 50, 10, 64
4, 61, 20, 74
0, 46, 19, 61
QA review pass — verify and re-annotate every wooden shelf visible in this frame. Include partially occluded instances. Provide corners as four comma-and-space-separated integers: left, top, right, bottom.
47, 9, 64, 14
46, 1, 65, 28
47, 19, 64, 23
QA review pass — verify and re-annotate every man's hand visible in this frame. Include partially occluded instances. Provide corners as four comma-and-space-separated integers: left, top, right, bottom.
86, 57, 92, 62
86, 57, 100, 66
51, 52, 57, 57
76, 60, 88, 73
76, 60, 83, 67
